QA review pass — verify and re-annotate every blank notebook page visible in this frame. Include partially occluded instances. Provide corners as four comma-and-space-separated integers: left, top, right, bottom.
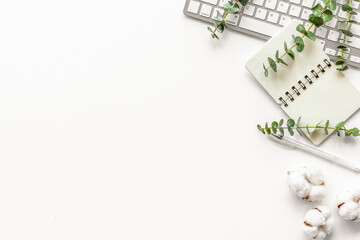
246, 20, 360, 145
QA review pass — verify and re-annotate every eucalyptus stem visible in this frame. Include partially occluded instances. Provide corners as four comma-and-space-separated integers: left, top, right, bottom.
208, 0, 245, 39
336, 0, 354, 71
257, 118, 360, 138
213, 0, 240, 33
265, 5, 327, 71
341, 0, 352, 62
276, 126, 356, 135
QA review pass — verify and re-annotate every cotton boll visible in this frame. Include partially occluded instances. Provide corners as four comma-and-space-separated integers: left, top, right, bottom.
337, 189, 360, 222
304, 206, 334, 240
303, 225, 319, 239
305, 209, 326, 227
314, 229, 327, 240
288, 172, 311, 199
305, 166, 325, 185
324, 217, 335, 235
316, 205, 331, 219
336, 191, 355, 206
338, 201, 360, 221
309, 185, 327, 202
287, 166, 326, 202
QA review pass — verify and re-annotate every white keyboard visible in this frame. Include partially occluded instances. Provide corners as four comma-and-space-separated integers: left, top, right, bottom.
184, 0, 360, 68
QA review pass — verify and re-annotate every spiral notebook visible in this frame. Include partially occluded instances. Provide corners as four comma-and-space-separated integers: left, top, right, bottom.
246, 20, 360, 145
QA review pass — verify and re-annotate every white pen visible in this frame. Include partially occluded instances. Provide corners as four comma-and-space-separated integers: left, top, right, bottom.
269, 133, 360, 172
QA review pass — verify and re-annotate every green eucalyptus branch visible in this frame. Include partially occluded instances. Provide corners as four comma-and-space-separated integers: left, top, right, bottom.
335, 0, 360, 71
263, 0, 336, 77
257, 118, 360, 138
207, 0, 249, 39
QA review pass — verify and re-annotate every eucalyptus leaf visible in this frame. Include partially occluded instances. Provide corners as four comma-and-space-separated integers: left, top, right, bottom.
342, 4, 353, 12
307, 31, 317, 41
224, 3, 240, 14
257, 124, 265, 134
311, 3, 323, 17
272, 121, 278, 134
263, 64, 269, 77
322, 9, 333, 22
296, 24, 307, 34
309, 14, 324, 27
265, 122, 271, 134
294, 36, 305, 52
268, 57, 277, 72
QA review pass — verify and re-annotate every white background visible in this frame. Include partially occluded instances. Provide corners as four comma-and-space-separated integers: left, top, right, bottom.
0, 0, 360, 239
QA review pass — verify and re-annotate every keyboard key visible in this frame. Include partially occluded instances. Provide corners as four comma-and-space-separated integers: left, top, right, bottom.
304, 22, 314, 30
325, 18, 337, 28
301, 9, 311, 20
351, 24, 360, 36
338, 10, 348, 19
315, 39, 325, 49
188, 0, 200, 14
350, 55, 360, 63
253, 0, 265, 6
351, 14, 360, 22
290, 0, 301, 4
243, 5, 255, 16
201, 0, 218, 5
325, 48, 336, 56
265, 0, 277, 9
239, 16, 281, 37
267, 11, 280, 23
226, 14, 240, 25
347, 36, 360, 49
352, 1, 360, 9
327, 30, 339, 42
218, 0, 227, 7
289, 5, 301, 17
279, 15, 292, 25
315, 27, 327, 38
200, 4, 213, 17
302, 0, 314, 8
277, 2, 289, 13
337, 51, 349, 58
212, 8, 224, 20
255, 8, 268, 19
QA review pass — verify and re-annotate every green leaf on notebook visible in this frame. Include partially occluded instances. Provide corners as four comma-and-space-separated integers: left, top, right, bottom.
294, 36, 305, 52
307, 31, 316, 41
263, 64, 269, 77
275, 50, 288, 66
324, 120, 329, 135
268, 57, 277, 72
296, 24, 306, 34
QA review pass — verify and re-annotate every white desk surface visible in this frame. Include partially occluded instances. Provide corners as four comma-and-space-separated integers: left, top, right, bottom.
0, 1, 359, 239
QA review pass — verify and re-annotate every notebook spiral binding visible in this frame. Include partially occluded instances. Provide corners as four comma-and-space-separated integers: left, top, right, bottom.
279, 59, 331, 107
